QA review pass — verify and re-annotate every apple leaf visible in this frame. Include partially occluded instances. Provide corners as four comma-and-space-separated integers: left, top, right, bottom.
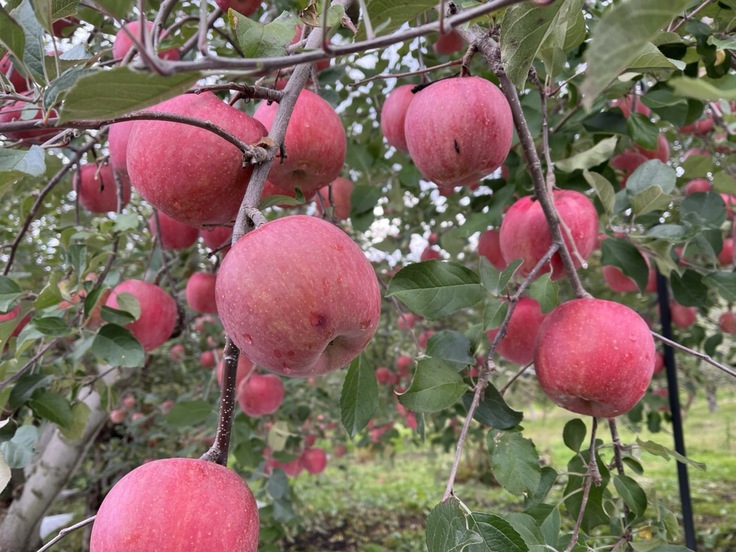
387, 261, 485, 320
503, 513, 547, 550
398, 358, 467, 413
613, 474, 647, 518
466, 512, 529, 552
91, 324, 145, 368
713, 171, 736, 195
703, 272, 736, 302
164, 400, 213, 428
627, 113, 660, 150
425, 331, 474, 369
626, 160, 676, 196
600, 238, 650, 292
527, 273, 558, 313
562, 418, 587, 452
564, 451, 611, 532
339, 355, 378, 438
0, 276, 23, 313
584, 170, 616, 215
668, 74, 736, 101
91, 0, 134, 20
356, 0, 436, 42
0, 7, 26, 62
462, 384, 523, 430
0, 425, 39, 469
555, 136, 618, 173
482, 297, 508, 331
479, 257, 521, 297
581, 0, 694, 109
58, 401, 91, 441
28, 389, 72, 428
487, 428, 541, 496
59, 68, 200, 122
11, 0, 45, 80
680, 191, 727, 228
635, 438, 706, 471
230, 11, 297, 59
425, 499, 483, 552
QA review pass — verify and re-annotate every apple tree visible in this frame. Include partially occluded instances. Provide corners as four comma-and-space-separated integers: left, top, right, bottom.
0, 0, 735, 550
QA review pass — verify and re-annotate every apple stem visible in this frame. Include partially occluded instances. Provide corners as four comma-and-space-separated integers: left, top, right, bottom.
565, 417, 600, 552
200, 337, 240, 465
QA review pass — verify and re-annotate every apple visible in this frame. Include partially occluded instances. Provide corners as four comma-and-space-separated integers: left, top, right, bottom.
602, 261, 657, 294
253, 89, 346, 195
397, 312, 417, 330
261, 179, 316, 209
169, 344, 185, 361
193, 314, 218, 333
216, 353, 254, 391
719, 312, 736, 334
653, 351, 665, 375
499, 190, 598, 280
0, 53, 28, 93
0, 305, 31, 337
216, 215, 381, 377
161, 400, 175, 414
438, 186, 457, 197
404, 76, 513, 188
201, 226, 233, 252
683, 178, 712, 195
215, 0, 260, 16
610, 151, 648, 188
186, 272, 218, 314
683, 147, 709, 160
333, 443, 347, 457
486, 297, 546, 365
200, 350, 216, 369
289, 26, 330, 72
0, 94, 58, 145
428, 232, 438, 245
669, 301, 696, 328
433, 30, 464, 55
127, 92, 267, 227
109, 408, 127, 424
122, 395, 136, 410
105, 280, 178, 352
722, 193, 736, 219
418, 330, 435, 349
75, 163, 131, 213
534, 298, 656, 418
634, 133, 670, 163
380, 84, 415, 152
51, 16, 79, 37
148, 212, 199, 250
477, 228, 507, 270
718, 237, 733, 265
315, 177, 353, 221
89, 458, 259, 551
612, 95, 651, 118
237, 373, 285, 416
280, 457, 304, 477
112, 20, 180, 62
420, 246, 441, 261
108, 121, 136, 183
301, 447, 327, 475
680, 116, 714, 135
375, 366, 393, 385
396, 355, 412, 379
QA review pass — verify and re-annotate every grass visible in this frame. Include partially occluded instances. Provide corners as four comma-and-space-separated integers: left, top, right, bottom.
290, 391, 736, 551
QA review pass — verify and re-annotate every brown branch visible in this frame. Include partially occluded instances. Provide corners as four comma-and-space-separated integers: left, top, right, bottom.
191, 82, 285, 103
36, 515, 96, 552
348, 60, 462, 87
0, 339, 59, 392
652, 331, 736, 378
499, 361, 533, 396
565, 417, 600, 552
608, 418, 633, 544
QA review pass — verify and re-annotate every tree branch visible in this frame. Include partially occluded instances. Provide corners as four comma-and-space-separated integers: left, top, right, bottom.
36, 515, 96, 552
565, 417, 600, 552
652, 331, 736, 378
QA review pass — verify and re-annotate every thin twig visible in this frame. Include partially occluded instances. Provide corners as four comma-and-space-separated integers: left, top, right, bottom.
608, 418, 633, 544
652, 331, 736, 378
36, 515, 96, 552
499, 361, 532, 396
0, 339, 59, 391
348, 60, 462, 87
565, 417, 600, 552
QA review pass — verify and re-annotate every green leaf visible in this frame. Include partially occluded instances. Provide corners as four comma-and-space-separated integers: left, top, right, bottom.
398, 358, 467, 413
613, 474, 647, 518
527, 274, 558, 313
668, 74, 736, 101
482, 297, 509, 331
266, 468, 289, 500
556, 137, 618, 172
0, 7, 26, 62
164, 400, 213, 427
487, 428, 541, 495
267, 421, 290, 452
230, 11, 297, 59
680, 191, 727, 227
91, 0, 134, 19
425, 499, 483, 552
562, 418, 586, 452
636, 438, 706, 471
630, 186, 673, 215
8, 373, 52, 410
479, 256, 521, 297
564, 451, 611, 531
0, 146, 45, 178
425, 331, 474, 368
627, 160, 677, 195
99, 305, 135, 326
703, 272, 736, 302
339, 355, 378, 438
0, 277, 23, 313
646, 224, 686, 240
600, 238, 650, 292
28, 389, 72, 428
33, 274, 62, 310
59, 401, 91, 441
59, 68, 200, 122
11, 0, 45, 80
32, 316, 70, 336
350, 183, 382, 215
628, 41, 684, 70
627, 113, 660, 150
584, 170, 616, 215
387, 261, 485, 320
91, 324, 145, 368
713, 171, 736, 195
112, 291, 141, 320
0, 425, 39, 469
581, 0, 694, 109
504, 513, 546, 551
467, 512, 529, 552
670, 270, 708, 307
462, 384, 523, 430
356, 0, 436, 41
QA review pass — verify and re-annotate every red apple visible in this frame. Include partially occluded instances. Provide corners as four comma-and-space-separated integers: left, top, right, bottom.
215, 0, 260, 16
253, 89, 346, 195
238, 373, 285, 416
719, 312, 736, 334
396, 355, 412, 379
718, 237, 733, 265
653, 351, 665, 375
216, 353, 254, 391
108, 121, 135, 183
404, 76, 513, 188
380, 84, 415, 152
109, 408, 127, 424
169, 344, 185, 361
185, 272, 218, 314
89, 458, 258, 551
75, 163, 131, 213
215, 215, 380, 377
610, 150, 648, 188
602, 261, 656, 294
534, 298, 655, 418
201, 226, 233, 252
301, 447, 327, 475
612, 95, 651, 119
112, 20, 180, 62
0, 305, 31, 337
477, 228, 507, 270
432, 30, 464, 55
680, 117, 714, 135
51, 16, 79, 37
669, 301, 696, 328
0, 53, 28, 93
487, 297, 546, 365
397, 312, 417, 330
122, 395, 136, 410
499, 190, 598, 280
289, 26, 330, 72
0, 95, 58, 145
105, 280, 177, 352
148, 212, 199, 250
375, 366, 393, 385
316, 177, 353, 221
634, 133, 670, 163
127, 92, 267, 227
418, 330, 435, 349
333, 443, 347, 457
420, 246, 441, 261
683, 178, 712, 195
722, 193, 736, 219
200, 350, 216, 369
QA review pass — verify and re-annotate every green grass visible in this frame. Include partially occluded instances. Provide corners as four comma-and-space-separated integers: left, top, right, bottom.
291, 392, 736, 551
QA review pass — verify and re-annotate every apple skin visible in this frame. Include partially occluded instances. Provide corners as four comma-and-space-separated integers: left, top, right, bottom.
200, 350, 216, 369
380, 84, 415, 152
432, 30, 464, 55
253, 89, 346, 195
238, 373, 285, 416
680, 117, 714, 135
634, 133, 670, 163
105, 280, 178, 352
397, 312, 417, 330
420, 246, 441, 261
602, 260, 657, 294
683, 178, 712, 195
0, 54, 28, 93
185, 272, 218, 314
499, 190, 599, 280
301, 447, 327, 475
215, 0, 260, 16
610, 151, 648, 188
216, 353, 254, 390
669, 301, 697, 328
718, 237, 733, 265
51, 16, 79, 37
0, 306, 30, 337
486, 297, 546, 365
215, 215, 381, 377
127, 92, 267, 227
149, 212, 199, 250
201, 226, 233, 252
0, 95, 58, 145
112, 21, 180, 62
719, 312, 736, 334
169, 344, 185, 361
108, 121, 136, 183
75, 163, 131, 213
417, 330, 435, 349
533, 298, 655, 418
404, 76, 513, 188
89, 458, 259, 552
396, 355, 412, 379
315, 177, 354, 221
477, 228, 507, 270
375, 366, 393, 385
612, 95, 651, 118
653, 351, 665, 375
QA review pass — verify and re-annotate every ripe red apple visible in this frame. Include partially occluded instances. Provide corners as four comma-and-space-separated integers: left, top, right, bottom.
719, 312, 736, 334
486, 297, 545, 365
186, 272, 218, 314
375, 366, 393, 385
237, 373, 285, 416
0, 95, 58, 145
108, 121, 135, 183
201, 225, 233, 252
499, 190, 598, 280
289, 26, 330, 72
534, 298, 655, 418
718, 237, 733, 265
215, 0, 260, 16
127, 92, 267, 227
397, 312, 417, 330
669, 301, 696, 328
301, 447, 327, 475
653, 351, 665, 375
148, 212, 199, 250
380, 84, 415, 152
75, 163, 131, 213
216, 353, 254, 390
404, 76, 513, 188
610, 150, 648, 188
722, 194, 736, 219
420, 246, 441, 261
112, 20, 180, 62
396, 355, 412, 379
89, 458, 258, 551
51, 16, 79, 37
200, 350, 216, 369
216, 215, 380, 377
109, 408, 127, 424
253, 89, 346, 195
105, 280, 177, 352
0, 53, 28, 93
634, 133, 670, 163
680, 116, 714, 135
612, 95, 651, 118
432, 30, 464, 55
169, 344, 185, 361
477, 228, 507, 270
333, 443, 347, 457
122, 395, 136, 410
683, 178, 712, 195
602, 261, 657, 294
418, 330, 435, 349
315, 177, 353, 221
